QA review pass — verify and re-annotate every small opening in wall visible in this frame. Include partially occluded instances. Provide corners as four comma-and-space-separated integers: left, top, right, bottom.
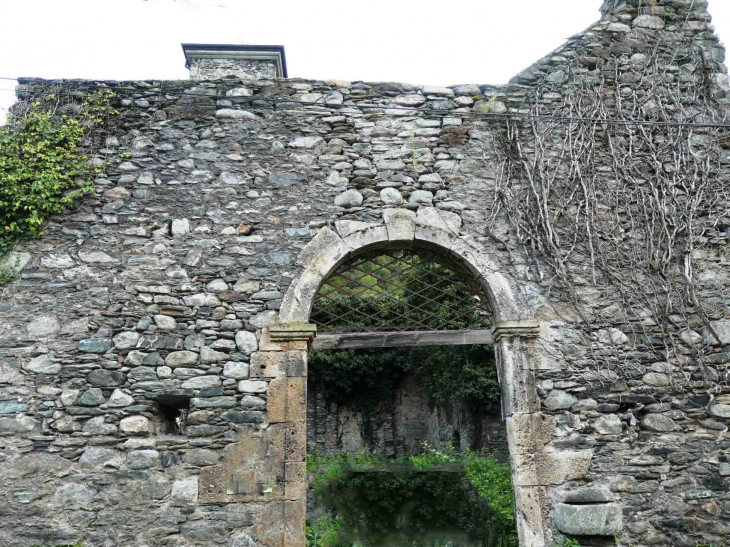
154, 394, 191, 435
452, 431, 461, 452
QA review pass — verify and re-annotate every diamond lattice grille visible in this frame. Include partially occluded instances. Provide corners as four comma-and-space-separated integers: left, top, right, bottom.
310, 249, 492, 333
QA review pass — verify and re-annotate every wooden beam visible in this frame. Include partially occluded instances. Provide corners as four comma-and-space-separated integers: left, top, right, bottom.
312, 329, 493, 350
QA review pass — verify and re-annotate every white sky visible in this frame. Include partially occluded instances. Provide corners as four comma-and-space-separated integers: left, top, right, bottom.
1, 0, 729, 123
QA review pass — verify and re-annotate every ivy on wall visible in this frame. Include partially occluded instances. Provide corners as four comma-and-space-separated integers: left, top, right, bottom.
0, 90, 117, 258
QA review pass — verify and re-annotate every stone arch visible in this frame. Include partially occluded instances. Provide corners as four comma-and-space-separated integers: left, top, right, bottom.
277, 207, 558, 547
280, 207, 525, 324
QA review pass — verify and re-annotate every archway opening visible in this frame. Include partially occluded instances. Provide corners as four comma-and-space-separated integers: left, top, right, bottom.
304, 247, 516, 547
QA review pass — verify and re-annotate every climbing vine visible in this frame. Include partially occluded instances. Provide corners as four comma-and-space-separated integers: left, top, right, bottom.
0, 88, 118, 257
480, 23, 730, 391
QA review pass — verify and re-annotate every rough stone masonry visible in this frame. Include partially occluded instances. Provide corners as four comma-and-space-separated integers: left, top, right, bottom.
0, 0, 729, 546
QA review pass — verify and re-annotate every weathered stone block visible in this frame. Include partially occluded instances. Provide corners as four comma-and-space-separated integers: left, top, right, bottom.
553, 502, 623, 536
642, 413, 676, 432
383, 208, 416, 247
414, 206, 462, 250
235, 329, 259, 354
507, 413, 555, 455
251, 352, 288, 378
120, 415, 151, 436
287, 351, 308, 377
171, 476, 198, 506
287, 378, 307, 423
267, 376, 287, 424
513, 448, 593, 486
543, 389, 577, 411
335, 220, 389, 252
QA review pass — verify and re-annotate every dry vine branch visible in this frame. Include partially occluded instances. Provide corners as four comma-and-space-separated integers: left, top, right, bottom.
481, 37, 730, 391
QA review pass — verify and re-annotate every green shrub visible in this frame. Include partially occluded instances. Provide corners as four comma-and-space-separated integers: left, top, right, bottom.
306, 513, 346, 547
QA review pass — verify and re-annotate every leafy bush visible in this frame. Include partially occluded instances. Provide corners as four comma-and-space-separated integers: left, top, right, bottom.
306, 513, 346, 547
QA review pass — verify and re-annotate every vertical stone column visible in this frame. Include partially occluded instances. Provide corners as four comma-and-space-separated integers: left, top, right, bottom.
492, 320, 549, 547
267, 322, 316, 547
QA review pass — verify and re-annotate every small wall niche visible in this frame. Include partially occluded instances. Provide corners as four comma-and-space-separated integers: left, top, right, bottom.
152, 393, 191, 435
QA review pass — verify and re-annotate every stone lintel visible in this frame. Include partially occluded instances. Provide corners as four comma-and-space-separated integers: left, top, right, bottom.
269, 322, 317, 345
492, 319, 540, 341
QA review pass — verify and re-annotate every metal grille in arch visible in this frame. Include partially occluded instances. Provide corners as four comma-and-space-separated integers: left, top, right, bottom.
310, 249, 492, 333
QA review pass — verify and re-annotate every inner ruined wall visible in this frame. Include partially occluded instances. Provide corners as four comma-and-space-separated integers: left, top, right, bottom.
0, 1, 729, 547
306, 373, 509, 461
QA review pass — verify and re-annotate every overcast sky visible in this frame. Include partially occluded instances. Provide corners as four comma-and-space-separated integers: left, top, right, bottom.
1, 0, 729, 123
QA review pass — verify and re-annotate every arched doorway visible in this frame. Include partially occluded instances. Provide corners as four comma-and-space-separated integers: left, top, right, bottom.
272, 209, 549, 547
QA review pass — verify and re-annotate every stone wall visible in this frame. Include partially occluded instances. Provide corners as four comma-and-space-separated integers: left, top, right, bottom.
1, 0, 729, 546
189, 59, 279, 81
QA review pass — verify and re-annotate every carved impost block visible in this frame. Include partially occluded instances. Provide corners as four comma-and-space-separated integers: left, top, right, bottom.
269, 322, 317, 347
492, 319, 540, 342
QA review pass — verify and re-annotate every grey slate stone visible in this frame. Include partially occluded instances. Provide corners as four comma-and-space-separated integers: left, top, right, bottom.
182, 448, 220, 466
544, 390, 577, 410
126, 450, 160, 470
78, 339, 112, 354
221, 410, 265, 423
642, 413, 676, 432
78, 388, 106, 406
268, 173, 304, 188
